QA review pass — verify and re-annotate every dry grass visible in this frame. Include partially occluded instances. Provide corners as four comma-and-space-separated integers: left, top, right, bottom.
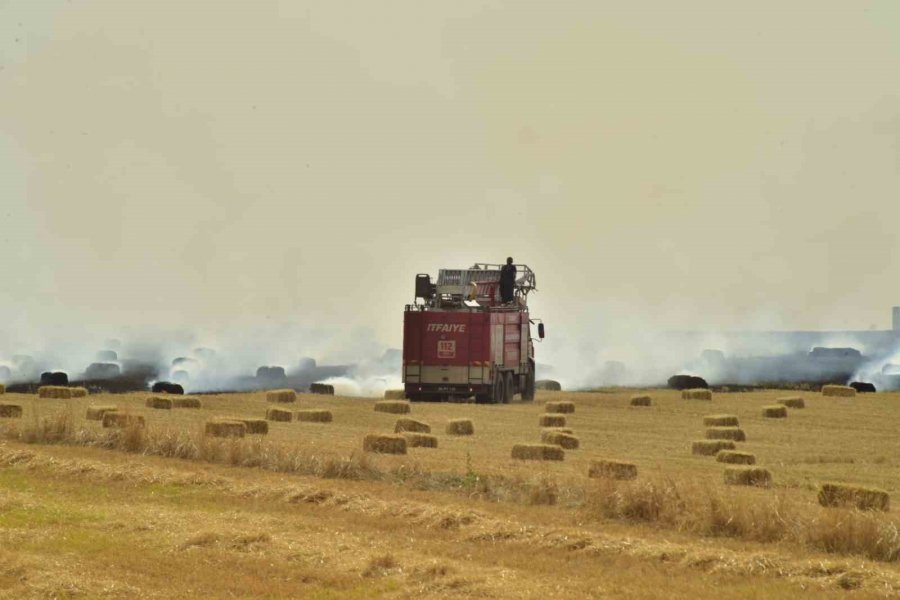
38, 386, 72, 399
682, 389, 712, 400
266, 389, 297, 403
205, 419, 247, 438
511, 444, 564, 461
383, 389, 406, 400
173, 397, 202, 409
0, 403, 23, 418
374, 401, 410, 414
363, 434, 407, 455
630, 395, 652, 407
691, 440, 736, 456
588, 459, 638, 480
146, 396, 173, 410
393, 418, 430, 434
296, 409, 333, 423
778, 396, 805, 409
716, 450, 756, 465
544, 401, 575, 414
102, 413, 145, 429
265, 407, 293, 422
402, 432, 438, 448
724, 466, 772, 487
85, 405, 117, 421
822, 385, 856, 398
705, 427, 746, 442
702, 414, 739, 427
538, 414, 566, 427
540, 430, 579, 449
445, 419, 474, 436
818, 482, 890, 511
762, 405, 788, 418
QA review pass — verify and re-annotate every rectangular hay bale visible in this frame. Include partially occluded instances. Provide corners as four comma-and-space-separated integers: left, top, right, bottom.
703, 414, 739, 427
70, 387, 88, 398
102, 412, 145, 429
716, 450, 756, 465
724, 466, 771, 487
402, 432, 438, 448
265, 407, 293, 422
363, 434, 407, 455
86, 405, 117, 421
538, 414, 566, 428
38, 386, 72, 399
588, 459, 638, 480
237, 418, 269, 435
383, 389, 406, 400
205, 419, 247, 438
630, 395, 652, 407
374, 401, 410, 414
297, 409, 333, 423
394, 418, 430, 434
682, 389, 712, 400
544, 401, 575, 414
705, 427, 746, 442
818, 482, 890, 511
511, 444, 565, 461
266, 389, 297, 403
540, 430, 580, 449
146, 396, 173, 410
692, 440, 736, 456
777, 396, 805, 409
446, 419, 474, 435
172, 397, 202, 409
0, 403, 23, 418
762, 405, 788, 418
822, 385, 856, 398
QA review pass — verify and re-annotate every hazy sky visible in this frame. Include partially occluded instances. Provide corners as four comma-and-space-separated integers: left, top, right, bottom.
2, 1, 900, 357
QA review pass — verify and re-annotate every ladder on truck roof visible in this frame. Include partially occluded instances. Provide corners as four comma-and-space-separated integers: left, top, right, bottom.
435, 264, 536, 304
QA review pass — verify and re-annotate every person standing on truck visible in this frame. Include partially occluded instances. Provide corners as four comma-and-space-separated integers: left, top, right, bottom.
500, 257, 516, 304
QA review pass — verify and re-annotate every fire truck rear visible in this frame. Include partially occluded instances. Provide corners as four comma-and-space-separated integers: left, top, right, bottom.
402, 263, 544, 403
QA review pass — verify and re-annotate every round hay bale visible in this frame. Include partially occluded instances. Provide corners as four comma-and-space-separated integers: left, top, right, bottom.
630, 395, 652, 407
446, 419, 474, 436
40, 371, 68, 386
511, 444, 565, 461
703, 414, 739, 427
540, 430, 579, 449
394, 418, 430, 434
363, 434, 407, 455
849, 381, 876, 393
705, 427, 746, 442
309, 383, 335, 395
691, 439, 736, 456
265, 407, 293, 422
384, 389, 406, 400
374, 401, 410, 414
102, 413, 145, 429
69, 387, 88, 398
172, 397, 202, 409
538, 414, 566, 428
667, 374, 708, 390
588, 459, 638, 480
86, 405, 117, 421
266, 389, 297, 403
205, 419, 247, 438
777, 396, 805, 409
716, 450, 756, 465
38, 386, 72, 399
818, 482, 890, 511
297, 409, 333, 423
151, 381, 184, 395
0, 403, 23, 418
723, 466, 771, 487
682, 389, 712, 400
544, 401, 575, 414
535, 380, 562, 391
822, 385, 856, 398
762, 405, 788, 419
237, 418, 269, 435
402, 432, 438, 448
146, 396, 173, 410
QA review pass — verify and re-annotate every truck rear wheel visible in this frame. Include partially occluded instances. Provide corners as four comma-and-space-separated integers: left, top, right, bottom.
492, 373, 505, 404
522, 366, 535, 401
503, 371, 514, 403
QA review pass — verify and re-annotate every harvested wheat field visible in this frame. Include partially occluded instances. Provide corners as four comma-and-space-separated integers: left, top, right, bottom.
3, 388, 900, 598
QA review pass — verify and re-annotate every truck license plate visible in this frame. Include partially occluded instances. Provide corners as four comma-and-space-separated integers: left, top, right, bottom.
437, 340, 456, 359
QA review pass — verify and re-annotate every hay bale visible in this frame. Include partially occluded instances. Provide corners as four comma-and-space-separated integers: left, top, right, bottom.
588, 459, 638, 480
724, 466, 772, 487
762, 405, 788, 418
0, 403, 23, 418
511, 444, 565, 461
363, 434, 407, 454
668, 374, 708, 390
237, 418, 269, 435
151, 381, 184, 395
384, 389, 406, 400
630, 395, 652, 407
535, 379, 562, 391
394, 418, 430, 434
716, 450, 756, 465
541, 430, 580, 449
374, 400, 410, 414
102, 413, 145, 429
682, 389, 712, 400
172, 397, 202, 409
544, 401, 575, 414
818, 482, 890, 511
309, 383, 335, 395
705, 427, 746, 442
38, 386, 72, 399
40, 371, 68, 386
85, 405, 117, 421
777, 396, 805, 409
849, 381, 876, 393
70, 387, 88, 398
703, 414, 739, 427
0, 383, 4, 395
266, 389, 297, 403
146, 396, 173, 410
446, 419, 474, 435
542, 427, 573, 435
538, 414, 567, 427
822, 385, 856, 398
402, 432, 438, 448
691, 440, 737, 456
265, 407, 293, 422
297, 409, 333, 423
205, 419, 247, 438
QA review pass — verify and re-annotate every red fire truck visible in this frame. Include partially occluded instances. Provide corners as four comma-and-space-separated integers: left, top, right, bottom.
402, 263, 544, 403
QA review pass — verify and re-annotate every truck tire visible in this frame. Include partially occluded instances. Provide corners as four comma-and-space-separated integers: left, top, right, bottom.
522, 367, 535, 401
503, 372, 514, 403
492, 373, 505, 404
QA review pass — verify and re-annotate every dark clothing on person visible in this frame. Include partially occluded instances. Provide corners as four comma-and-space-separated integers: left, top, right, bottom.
500, 263, 517, 303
